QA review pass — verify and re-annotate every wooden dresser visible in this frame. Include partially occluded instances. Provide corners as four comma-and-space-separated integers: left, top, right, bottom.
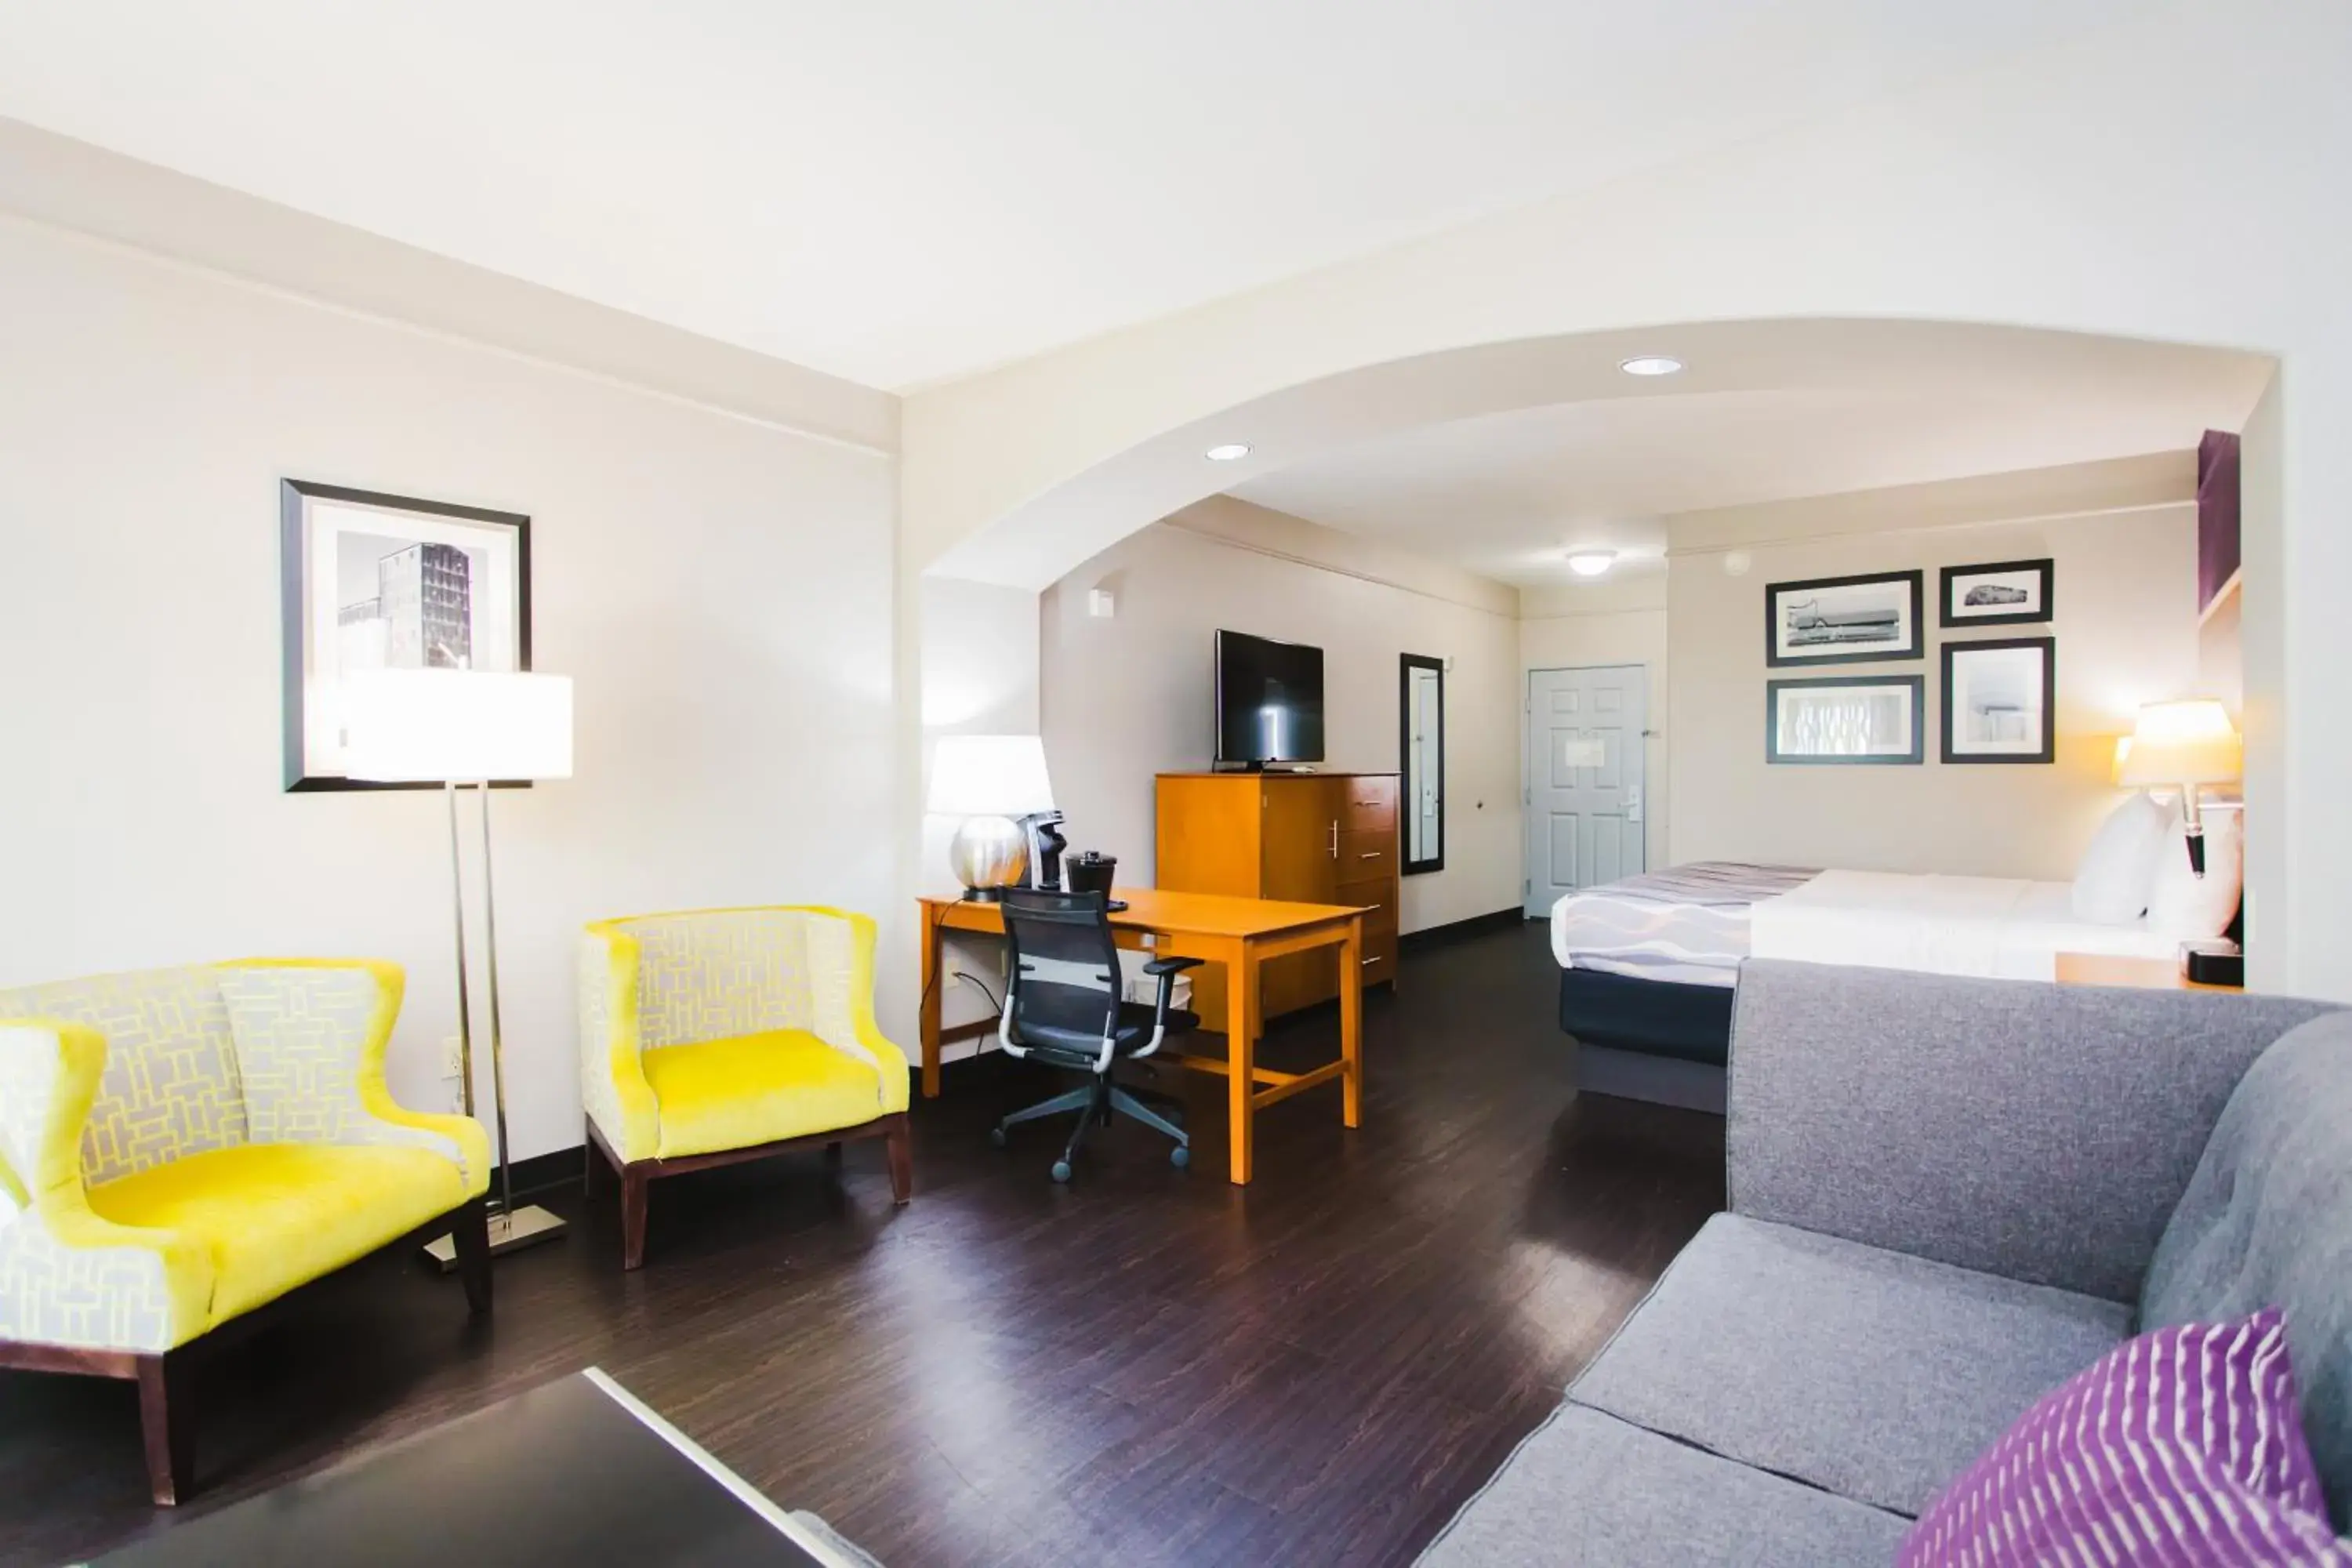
1155, 771, 1399, 1031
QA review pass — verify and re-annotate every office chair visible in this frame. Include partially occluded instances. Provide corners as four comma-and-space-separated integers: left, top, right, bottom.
989, 889, 1200, 1182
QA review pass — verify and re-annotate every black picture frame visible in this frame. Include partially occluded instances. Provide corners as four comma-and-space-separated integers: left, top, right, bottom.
1766, 675, 1925, 764
1940, 637, 2056, 764
1399, 653, 1445, 875
1939, 557, 2054, 628
1764, 570, 1925, 667
280, 478, 534, 792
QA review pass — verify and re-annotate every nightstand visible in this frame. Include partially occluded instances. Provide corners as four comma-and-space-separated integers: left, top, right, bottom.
2053, 953, 2241, 992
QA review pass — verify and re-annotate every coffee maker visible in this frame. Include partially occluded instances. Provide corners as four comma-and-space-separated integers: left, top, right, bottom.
1015, 809, 1068, 891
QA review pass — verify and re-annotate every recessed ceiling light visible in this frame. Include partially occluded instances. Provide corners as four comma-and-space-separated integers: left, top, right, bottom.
1618, 355, 1684, 377
1204, 442, 1252, 462
1566, 550, 1618, 577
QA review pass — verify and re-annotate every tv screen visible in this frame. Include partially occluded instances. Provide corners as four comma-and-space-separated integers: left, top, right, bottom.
1216, 630, 1325, 764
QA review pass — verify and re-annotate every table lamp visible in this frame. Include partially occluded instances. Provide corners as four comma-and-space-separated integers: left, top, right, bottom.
2116, 699, 2241, 878
927, 735, 1054, 899
343, 669, 575, 1259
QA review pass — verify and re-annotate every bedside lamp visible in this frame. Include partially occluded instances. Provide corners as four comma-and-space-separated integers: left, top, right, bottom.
343, 669, 575, 1260
2116, 699, 2241, 878
927, 735, 1054, 900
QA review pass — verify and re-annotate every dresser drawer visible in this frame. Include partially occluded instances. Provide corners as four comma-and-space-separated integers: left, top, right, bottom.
1343, 779, 1396, 831
1338, 829, 1394, 877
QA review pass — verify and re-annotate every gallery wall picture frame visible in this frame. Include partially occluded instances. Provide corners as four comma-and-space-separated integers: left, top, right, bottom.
280, 478, 534, 792
1940, 636, 2056, 765
1764, 570, 1925, 667
1940, 558, 2054, 628
1766, 675, 1926, 765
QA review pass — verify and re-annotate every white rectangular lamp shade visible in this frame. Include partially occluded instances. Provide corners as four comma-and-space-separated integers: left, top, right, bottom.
343, 670, 575, 782
927, 735, 1054, 816
2116, 699, 2241, 787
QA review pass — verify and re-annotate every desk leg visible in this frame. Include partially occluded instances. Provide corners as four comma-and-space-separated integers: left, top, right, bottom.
918, 904, 943, 1099
1339, 916, 1363, 1129
1225, 937, 1256, 1185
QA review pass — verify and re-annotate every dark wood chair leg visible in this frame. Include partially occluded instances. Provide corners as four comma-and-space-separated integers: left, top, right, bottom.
582, 1123, 604, 1202
135, 1351, 194, 1507
620, 1167, 650, 1272
884, 1113, 913, 1206
822, 1139, 844, 1170
451, 1196, 493, 1315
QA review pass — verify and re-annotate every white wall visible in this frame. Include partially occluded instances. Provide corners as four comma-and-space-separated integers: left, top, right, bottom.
1668, 494, 2200, 881
1040, 499, 1522, 932
916, 575, 1040, 1043
0, 212, 898, 1162
1519, 575, 1671, 871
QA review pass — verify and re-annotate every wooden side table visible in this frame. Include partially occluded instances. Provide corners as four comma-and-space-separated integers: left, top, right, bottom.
2053, 953, 2241, 992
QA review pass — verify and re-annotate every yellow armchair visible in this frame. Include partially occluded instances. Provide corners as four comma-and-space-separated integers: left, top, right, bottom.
0, 960, 491, 1504
579, 906, 912, 1269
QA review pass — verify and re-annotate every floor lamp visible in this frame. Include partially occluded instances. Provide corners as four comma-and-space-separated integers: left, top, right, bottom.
343, 669, 575, 1261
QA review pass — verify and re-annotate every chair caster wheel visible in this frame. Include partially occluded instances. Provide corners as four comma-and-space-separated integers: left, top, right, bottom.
988, 1127, 1007, 1149
1171, 1145, 1190, 1168
1050, 1160, 1073, 1184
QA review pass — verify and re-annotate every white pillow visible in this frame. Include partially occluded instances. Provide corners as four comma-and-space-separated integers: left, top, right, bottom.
2071, 791, 2171, 924
2147, 804, 2244, 940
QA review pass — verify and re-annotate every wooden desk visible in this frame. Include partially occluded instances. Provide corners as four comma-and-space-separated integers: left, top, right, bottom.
2054, 952, 2240, 992
917, 887, 1367, 1185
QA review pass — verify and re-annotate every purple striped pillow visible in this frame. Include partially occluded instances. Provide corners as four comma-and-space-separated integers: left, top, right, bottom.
1900, 1308, 2349, 1567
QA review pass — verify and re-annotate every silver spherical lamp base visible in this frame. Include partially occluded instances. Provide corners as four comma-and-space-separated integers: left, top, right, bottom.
949, 814, 1029, 898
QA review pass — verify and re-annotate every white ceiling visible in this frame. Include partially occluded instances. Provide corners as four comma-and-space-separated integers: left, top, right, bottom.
1231, 373, 2260, 588
0, 0, 2158, 390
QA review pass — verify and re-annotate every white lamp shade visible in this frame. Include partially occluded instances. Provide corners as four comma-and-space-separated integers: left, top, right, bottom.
343, 670, 575, 782
927, 734, 1054, 816
2116, 699, 2241, 788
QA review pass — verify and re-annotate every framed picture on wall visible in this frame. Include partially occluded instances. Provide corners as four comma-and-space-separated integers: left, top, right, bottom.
1940, 558, 2053, 627
1940, 637, 2055, 764
1764, 570, 1924, 667
280, 478, 533, 791
1766, 675, 1925, 764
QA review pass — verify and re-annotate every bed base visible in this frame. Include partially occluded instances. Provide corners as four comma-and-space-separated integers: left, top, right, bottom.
1559, 967, 1736, 1116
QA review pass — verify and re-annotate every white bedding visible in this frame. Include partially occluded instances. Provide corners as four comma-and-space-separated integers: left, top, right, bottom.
1747, 869, 2180, 982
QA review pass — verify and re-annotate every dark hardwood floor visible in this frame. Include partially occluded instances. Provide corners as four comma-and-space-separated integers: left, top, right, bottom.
0, 921, 1725, 1567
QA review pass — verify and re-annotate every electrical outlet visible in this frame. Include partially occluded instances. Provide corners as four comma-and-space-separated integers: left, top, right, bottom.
441, 1035, 465, 1079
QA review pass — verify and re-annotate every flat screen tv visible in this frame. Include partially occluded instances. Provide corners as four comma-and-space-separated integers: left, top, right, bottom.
1215, 630, 1325, 767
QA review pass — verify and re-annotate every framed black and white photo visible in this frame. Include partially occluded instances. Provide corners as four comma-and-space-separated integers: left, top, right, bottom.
281, 479, 532, 791
1940, 558, 2053, 628
1940, 637, 2055, 764
1765, 570, 1924, 667
1766, 676, 1925, 764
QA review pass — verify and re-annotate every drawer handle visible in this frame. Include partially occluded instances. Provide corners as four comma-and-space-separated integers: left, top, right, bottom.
1359, 851, 1381, 858
1360, 956, 1382, 967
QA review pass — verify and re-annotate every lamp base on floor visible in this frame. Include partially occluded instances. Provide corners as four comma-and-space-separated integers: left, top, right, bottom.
424, 1203, 568, 1270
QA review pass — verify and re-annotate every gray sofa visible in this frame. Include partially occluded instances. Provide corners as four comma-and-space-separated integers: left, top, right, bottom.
1421, 959, 2350, 1564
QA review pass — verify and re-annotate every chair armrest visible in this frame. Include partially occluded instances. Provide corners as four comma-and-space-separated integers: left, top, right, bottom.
1142, 956, 1203, 976
579, 926, 662, 1161
0, 1022, 212, 1350
215, 960, 492, 1196
803, 910, 912, 1116
1728, 959, 2336, 1301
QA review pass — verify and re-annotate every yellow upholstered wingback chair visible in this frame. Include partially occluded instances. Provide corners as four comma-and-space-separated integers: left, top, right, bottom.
579, 906, 912, 1269
0, 960, 491, 1504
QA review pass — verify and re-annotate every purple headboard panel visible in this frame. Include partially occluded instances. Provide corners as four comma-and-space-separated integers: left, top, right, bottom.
2198, 429, 2241, 612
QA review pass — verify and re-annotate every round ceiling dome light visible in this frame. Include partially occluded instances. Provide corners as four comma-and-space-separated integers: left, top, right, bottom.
1618, 355, 1684, 377
1566, 550, 1618, 577
1203, 442, 1252, 462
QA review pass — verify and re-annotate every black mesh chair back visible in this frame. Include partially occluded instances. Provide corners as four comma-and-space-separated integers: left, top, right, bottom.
1000, 890, 1123, 1059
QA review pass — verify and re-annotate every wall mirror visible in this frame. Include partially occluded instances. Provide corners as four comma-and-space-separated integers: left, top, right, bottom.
1399, 654, 1445, 874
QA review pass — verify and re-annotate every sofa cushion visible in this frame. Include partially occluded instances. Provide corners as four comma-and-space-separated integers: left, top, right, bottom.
2142, 1010, 2352, 1529
1415, 1403, 1907, 1566
89, 1143, 470, 1330
643, 1029, 887, 1159
1568, 1214, 2130, 1516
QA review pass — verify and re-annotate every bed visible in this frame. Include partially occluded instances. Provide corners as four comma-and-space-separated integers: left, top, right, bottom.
1550, 861, 2194, 1111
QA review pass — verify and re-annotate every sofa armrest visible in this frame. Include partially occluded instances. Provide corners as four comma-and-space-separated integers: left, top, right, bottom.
215, 960, 492, 1195
0, 1022, 212, 1351
1727, 959, 2336, 1301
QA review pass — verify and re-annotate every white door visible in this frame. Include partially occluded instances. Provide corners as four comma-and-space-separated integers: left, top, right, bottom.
1525, 666, 1647, 916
